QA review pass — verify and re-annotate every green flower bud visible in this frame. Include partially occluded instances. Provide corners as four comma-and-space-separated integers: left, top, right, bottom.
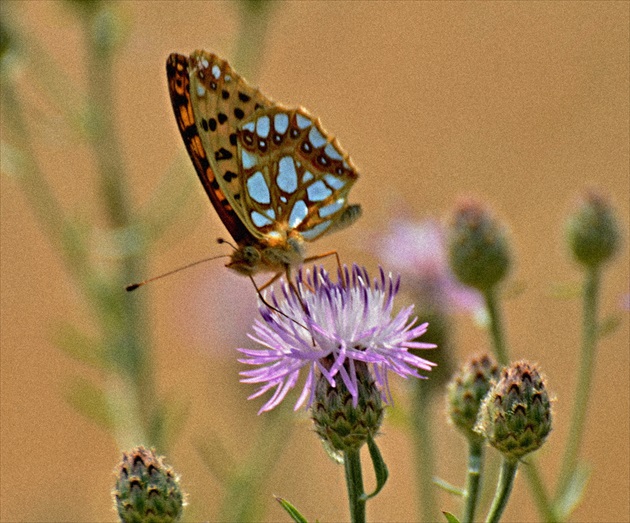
566, 190, 620, 268
447, 200, 511, 292
311, 361, 384, 458
475, 361, 552, 461
447, 354, 500, 442
113, 446, 184, 523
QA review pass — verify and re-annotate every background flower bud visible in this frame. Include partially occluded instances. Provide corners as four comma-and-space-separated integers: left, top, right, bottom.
447, 353, 501, 442
447, 200, 512, 292
566, 190, 621, 268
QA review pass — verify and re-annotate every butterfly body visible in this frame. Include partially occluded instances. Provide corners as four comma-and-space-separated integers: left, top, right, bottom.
167, 51, 361, 278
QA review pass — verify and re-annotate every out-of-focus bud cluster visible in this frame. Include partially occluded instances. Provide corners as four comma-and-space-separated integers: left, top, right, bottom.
447, 354, 501, 442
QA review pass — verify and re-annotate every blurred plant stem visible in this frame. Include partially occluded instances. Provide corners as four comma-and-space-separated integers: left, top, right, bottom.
462, 439, 483, 523
555, 266, 601, 506
482, 288, 508, 366
234, 0, 274, 79
80, 7, 158, 448
410, 381, 438, 523
2, 4, 164, 449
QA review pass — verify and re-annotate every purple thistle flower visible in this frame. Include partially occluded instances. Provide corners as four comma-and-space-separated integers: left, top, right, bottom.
238, 265, 436, 414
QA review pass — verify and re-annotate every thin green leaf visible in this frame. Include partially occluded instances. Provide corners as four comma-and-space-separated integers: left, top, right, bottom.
433, 476, 464, 496
195, 435, 236, 485
503, 280, 527, 300
556, 463, 591, 520
274, 496, 309, 523
63, 377, 114, 432
442, 511, 461, 523
53, 322, 107, 370
384, 402, 411, 429
598, 314, 621, 339
140, 153, 202, 246
150, 394, 190, 451
361, 434, 389, 500
550, 281, 582, 300
0, 141, 27, 179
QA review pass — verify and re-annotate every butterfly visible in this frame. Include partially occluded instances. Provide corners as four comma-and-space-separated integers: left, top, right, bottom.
166, 50, 361, 288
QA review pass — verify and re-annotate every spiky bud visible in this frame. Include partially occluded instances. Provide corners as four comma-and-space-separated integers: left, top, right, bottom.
447, 200, 511, 292
447, 354, 501, 442
566, 191, 620, 268
113, 446, 184, 523
475, 361, 552, 461
311, 361, 384, 459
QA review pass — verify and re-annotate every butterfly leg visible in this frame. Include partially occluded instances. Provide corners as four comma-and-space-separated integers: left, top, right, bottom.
257, 271, 284, 292
249, 274, 308, 330
303, 250, 347, 287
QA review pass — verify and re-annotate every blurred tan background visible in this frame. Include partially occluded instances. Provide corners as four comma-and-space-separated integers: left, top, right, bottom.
1, 1, 628, 522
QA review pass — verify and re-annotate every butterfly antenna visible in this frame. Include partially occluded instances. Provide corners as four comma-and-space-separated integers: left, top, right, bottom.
217, 237, 237, 250
126, 254, 230, 292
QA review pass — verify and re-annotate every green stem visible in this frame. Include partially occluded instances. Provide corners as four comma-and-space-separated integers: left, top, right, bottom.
555, 267, 600, 501
410, 381, 438, 522
485, 459, 518, 523
344, 448, 366, 523
81, 12, 156, 446
462, 439, 484, 523
483, 287, 509, 366
523, 461, 559, 522
234, 0, 274, 78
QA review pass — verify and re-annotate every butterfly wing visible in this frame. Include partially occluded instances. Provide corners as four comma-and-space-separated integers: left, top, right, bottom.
166, 51, 273, 244
237, 106, 361, 242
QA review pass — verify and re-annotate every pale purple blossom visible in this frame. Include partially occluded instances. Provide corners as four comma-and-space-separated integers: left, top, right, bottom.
238, 265, 436, 413
378, 218, 483, 315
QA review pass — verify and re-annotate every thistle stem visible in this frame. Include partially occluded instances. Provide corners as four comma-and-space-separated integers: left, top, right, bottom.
523, 461, 558, 522
462, 439, 484, 523
485, 458, 518, 523
483, 287, 509, 366
410, 381, 439, 522
344, 448, 366, 523
555, 266, 600, 501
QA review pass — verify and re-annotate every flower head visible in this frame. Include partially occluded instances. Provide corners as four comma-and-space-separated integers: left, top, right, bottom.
238, 265, 436, 413
475, 361, 552, 461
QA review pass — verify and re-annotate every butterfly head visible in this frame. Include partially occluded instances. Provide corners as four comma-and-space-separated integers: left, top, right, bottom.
225, 234, 305, 276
